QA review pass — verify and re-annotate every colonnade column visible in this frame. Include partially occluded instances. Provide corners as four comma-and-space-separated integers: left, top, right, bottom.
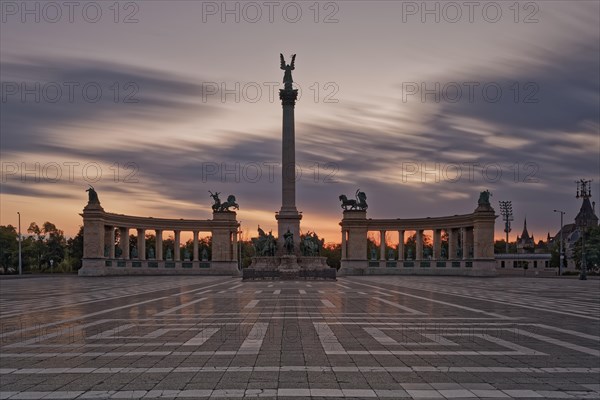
449, 229, 457, 259
416, 230, 423, 260
232, 230, 238, 262
379, 230, 386, 261
174, 230, 181, 261
155, 229, 163, 260
460, 227, 467, 260
103, 227, 113, 258
341, 230, 347, 260
137, 229, 145, 260
119, 227, 129, 259
398, 230, 405, 260
433, 229, 441, 259
109, 228, 115, 258
193, 231, 199, 261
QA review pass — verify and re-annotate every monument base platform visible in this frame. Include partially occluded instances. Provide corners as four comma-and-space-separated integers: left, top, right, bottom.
249, 256, 329, 270
78, 259, 240, 276
339, 259, 497, 277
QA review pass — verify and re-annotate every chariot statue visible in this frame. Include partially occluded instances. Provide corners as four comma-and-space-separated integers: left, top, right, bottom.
210, 191, 239, 212
339, 189, 368, 211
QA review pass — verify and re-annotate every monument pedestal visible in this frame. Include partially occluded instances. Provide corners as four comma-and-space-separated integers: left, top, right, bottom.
280, 255, 300, 270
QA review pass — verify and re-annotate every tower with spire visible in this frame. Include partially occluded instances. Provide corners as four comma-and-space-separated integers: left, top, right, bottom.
516, 218, 535, 254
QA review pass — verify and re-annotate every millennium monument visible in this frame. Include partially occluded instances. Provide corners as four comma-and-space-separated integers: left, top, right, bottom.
78, 54, 497, 277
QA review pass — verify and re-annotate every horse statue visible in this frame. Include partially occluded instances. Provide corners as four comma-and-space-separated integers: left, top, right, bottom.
86, 185, 99, 204
301, 231, 324, 257
252, 227, 277, 257
209, 191, 221, 212
218, 195, 239, 212
339, 189, 368, 211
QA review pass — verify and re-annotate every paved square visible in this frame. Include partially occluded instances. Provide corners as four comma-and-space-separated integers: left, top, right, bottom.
1, 276, 599, 399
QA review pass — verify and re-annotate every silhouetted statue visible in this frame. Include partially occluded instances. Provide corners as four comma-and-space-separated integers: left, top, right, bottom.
283, 229, 294, 255
209, 191, 221, 212
86, 185, 99, 204
148, 247, 155, 259
478, 190, 492, 206
370, 247, 377, 261
280, 53, 296, 91
339, 189, 368, 211
201, 248, 209, 261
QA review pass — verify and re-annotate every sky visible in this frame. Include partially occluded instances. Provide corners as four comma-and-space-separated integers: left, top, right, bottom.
1, 0, 599, 243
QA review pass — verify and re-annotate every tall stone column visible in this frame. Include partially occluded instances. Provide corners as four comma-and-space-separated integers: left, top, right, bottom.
433, 229, 441, 259
137, 229, 145, 260
416, 230, 423, 260
109, 227, 115, 258
192, 231, 199, 261
174, 230, 181, 261
155, 229, 163, 260
398, 230, 405, 260
276, 57, 302, 255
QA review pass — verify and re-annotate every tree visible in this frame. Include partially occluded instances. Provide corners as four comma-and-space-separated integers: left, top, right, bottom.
43, 222, 66, 268
67, 226, 84, 271
494, 239, 517, 254
0, 225, 18, 273
573, 226, 600, 273
27, 222, 46, 270
322, 243, 341, 269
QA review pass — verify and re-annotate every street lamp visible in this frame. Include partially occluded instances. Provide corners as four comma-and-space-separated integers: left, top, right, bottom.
17, 212, 22, 275
575, 179, 592, 280
553, 210, 565, 277
499, 201, 513, 253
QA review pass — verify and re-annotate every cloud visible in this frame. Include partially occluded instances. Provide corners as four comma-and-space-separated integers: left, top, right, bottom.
0, 56, 219, 154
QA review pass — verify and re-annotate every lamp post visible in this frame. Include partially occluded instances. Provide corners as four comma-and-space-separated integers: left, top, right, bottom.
553, 209, 565, 277
17, 212, 22, 275
499, 201, 513, 253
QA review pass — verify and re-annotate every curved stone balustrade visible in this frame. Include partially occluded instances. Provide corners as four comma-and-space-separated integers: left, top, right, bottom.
340, 194, 497, 276
79, 201, 239, 276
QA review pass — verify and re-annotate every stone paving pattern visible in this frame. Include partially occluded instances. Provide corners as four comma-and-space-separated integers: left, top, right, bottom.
0, 275, 598, 399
